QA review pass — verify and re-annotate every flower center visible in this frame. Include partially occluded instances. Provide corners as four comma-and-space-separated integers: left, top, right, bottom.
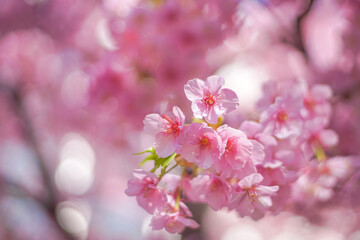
276, 110, 288, 123
225, 137, 236, 152
248, 189, 258, 202
202, 94, 216, 107
243, 187, 258, 202
198, 135, 211, 149
210, 179, 221, 192
166, 124, 180, 136
304, 96, 316, 110
162, 114, 181, 136
319, 164, 330, 175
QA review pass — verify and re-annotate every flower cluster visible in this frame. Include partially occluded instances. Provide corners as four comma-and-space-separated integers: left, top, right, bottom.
124, 76, 274, 232
126, 74, 354, 234
108, 0, 239, 90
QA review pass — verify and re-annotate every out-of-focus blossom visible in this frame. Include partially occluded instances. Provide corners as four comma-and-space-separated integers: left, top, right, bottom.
230, 173, 279, 220
183, 173, 230, 210
150, 195, 199, 234
260, 93, 303, 139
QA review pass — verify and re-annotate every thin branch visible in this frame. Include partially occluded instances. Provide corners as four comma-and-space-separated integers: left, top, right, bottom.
267, 0, 316, 58
294, 0, 315, 58
0, 175, 44, 203
164, 163, 179, 175
0, 81, 75, 240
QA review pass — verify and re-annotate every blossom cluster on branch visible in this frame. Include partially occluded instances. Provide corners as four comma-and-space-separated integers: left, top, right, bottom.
126, 73, 353, 234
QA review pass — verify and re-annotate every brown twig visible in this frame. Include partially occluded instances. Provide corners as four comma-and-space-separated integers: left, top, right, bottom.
293, 0, 315, 58
0, 81, 75, 240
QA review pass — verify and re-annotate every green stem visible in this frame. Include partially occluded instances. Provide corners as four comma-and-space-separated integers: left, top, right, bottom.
159, 163, 179, 179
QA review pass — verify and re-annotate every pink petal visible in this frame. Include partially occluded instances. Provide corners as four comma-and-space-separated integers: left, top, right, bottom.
326, 157, 351, 179
132, 169, 157, 181
160, 174, 181, 194
205, 105, 219, 124
143, 114, 167, 135
192, 100, 206, 119
154, 132, 176, 157
179, 201, 193, 217
205, 75, 225, 93
235, 196, 253, 217
178, 140, 198, 164
248, 208, 266, 220
125, 178, 144, 196
177, 217, 199, 229
239, 173, 264, 188
233, 159, 257, 179
310, 84, 332, 101
256, 185, 279, 195
257, 196, 273, 208
198, 151, 214, 169
172, 106, 185, 125
219, 88, 239, 113
228, 191, 247, 210
183, 177, 206, 202
184, 78, 205, 101
150, 214, 169, 230
275, 119, 302, 139
165, 220, 186, 234
249, 140, 265, 164
206, 179, 230, 210
137, 188, 166, 214
218, 124, 247, 139
318, 129, 339, 148
240, 121, 261, 137
256, 133, 277, 147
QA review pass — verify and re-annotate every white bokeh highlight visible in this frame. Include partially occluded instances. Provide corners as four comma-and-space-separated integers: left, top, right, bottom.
56, 200, 92, 240
55, 133, 95, 195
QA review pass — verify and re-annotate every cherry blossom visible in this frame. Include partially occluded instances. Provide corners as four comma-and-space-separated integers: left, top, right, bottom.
184, 75, 239, 124
144, 106, 185, 157
183, 173, 230, 210
125, 169, 167, 214
229, 173, 279, 220
177, 122, 222, 169
150, 195, 199, 234
215, 124, 264, 178
260, 94, 303, 139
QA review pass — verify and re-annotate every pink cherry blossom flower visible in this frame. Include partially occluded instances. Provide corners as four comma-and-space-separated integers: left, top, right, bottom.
256, 79, 301, 111
151, 211, 199, 234
184, 75, 239, 124
293, 156, 352, 203
302, 84, 333, 121
159, 173, 181, 194
143, 106, 185, 157
150, 195, 199, 234
229, 173, 279, 220
240, 120, 277, 148
260, 94, 303, 139
183, 173, 230, 210
177, 122, 222, 169
240, 120, 278, 164
125, 169, 167, 214
304, 119, 339, 150
215, 124, 264, 178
